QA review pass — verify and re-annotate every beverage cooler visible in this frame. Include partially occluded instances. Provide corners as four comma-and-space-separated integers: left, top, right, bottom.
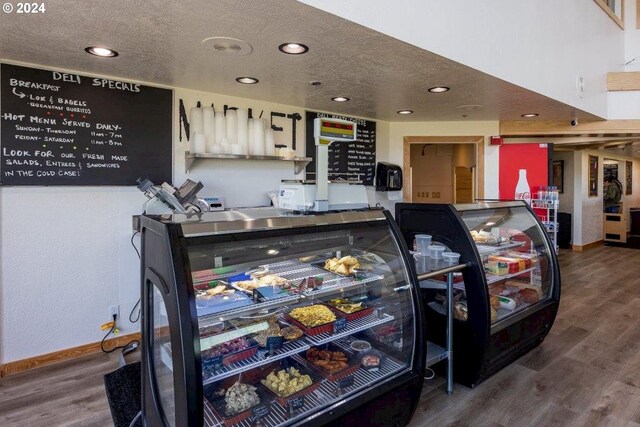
395, 201, 560, 387
139, 208, 425, 427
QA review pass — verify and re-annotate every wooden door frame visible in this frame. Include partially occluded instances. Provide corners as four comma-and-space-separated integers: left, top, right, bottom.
403, 136, 485, 202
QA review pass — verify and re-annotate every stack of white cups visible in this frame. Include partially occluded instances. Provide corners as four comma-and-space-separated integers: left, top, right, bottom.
214, 110, 226, 153
187, 104, 274, 157
236, 108, 248, 155
252, 118, 265, 155
188, 106, 203, 154
265, 129, 275, 156
202, 106, 215, 153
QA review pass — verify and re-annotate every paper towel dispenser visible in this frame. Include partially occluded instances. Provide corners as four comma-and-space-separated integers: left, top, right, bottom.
375, 162, 403, 191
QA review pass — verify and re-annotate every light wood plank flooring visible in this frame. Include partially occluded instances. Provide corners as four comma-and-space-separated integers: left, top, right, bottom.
0, 245, 638, 426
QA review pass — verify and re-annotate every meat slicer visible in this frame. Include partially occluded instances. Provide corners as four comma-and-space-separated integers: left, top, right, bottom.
137, 178, 209, 215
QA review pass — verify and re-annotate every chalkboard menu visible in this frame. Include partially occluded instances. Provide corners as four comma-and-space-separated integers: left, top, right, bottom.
1, 63, 172, 185
305, 111, 376, 186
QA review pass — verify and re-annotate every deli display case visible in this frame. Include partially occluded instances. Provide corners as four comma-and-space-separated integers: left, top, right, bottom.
140, 208, 425, 427
395, 201, 560, 387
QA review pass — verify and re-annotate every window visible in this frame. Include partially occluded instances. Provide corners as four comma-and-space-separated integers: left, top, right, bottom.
594, 0, 624, 29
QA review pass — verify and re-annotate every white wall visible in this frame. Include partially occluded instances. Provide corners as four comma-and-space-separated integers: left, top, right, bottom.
608, 0, 640, 120
299, 0, 625, 119
572, 151, 584, 245
174, 88, 307, 208
0, 63, 396, 363
555, 151, 575, 215
624, 0, 640, 71
573, 149, 640, 246
387, 121, 501, 199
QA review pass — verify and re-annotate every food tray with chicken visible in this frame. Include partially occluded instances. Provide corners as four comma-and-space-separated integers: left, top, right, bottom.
303, 344, 360, 381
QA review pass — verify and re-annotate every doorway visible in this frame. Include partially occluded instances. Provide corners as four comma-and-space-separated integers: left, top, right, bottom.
402, 136, 485, 203
603, 158, 623, 212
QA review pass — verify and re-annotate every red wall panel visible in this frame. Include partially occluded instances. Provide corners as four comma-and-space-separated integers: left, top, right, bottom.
499, 143, 549, 200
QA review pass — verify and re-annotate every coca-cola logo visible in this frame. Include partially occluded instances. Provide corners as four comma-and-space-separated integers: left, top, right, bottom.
515, 192, 531, 200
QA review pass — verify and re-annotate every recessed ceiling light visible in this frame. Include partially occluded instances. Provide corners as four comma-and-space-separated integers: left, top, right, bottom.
279, 43, 309, 55
397, 110, 414, 115
332, 96, 350, 102
521, 113, 539, 118
428, 86, 450, 93
235, 76, 259, 84
85, 46, 118, 57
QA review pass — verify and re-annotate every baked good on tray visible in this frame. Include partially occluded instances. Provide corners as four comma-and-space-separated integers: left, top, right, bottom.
324, 255, 360, 275
253, 317, 283, 347
490, 295, 501, 310
234, 274, 290, 292
327, 298, 365, 314
519, 288, 541, 304
281, 326, 304, 341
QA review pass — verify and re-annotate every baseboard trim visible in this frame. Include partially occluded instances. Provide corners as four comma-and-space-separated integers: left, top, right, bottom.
0, 332, 141, 377
571, 240, 604, 252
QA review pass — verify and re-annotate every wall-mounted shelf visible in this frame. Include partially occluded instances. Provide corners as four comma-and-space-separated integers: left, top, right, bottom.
184, 152, 311, 173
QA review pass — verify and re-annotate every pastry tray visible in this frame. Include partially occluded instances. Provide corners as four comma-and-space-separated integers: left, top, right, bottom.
195, 291, 253, 317
311, 260, 369, 279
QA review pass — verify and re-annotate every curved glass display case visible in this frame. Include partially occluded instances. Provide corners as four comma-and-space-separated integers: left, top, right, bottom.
140, 209, 425, 426
395, 201, 560, 387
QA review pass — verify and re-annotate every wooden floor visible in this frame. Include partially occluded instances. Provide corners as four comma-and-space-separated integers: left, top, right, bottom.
0, 245, 639, 426
411, 245, 640, 427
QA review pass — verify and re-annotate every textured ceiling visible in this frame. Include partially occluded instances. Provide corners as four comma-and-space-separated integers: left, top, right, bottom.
0, 0, 601, 121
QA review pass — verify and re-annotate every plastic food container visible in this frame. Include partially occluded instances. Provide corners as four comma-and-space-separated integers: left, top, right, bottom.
350, 340, 372, 352
414, 234, 432, 254
442, 252, 461, 265
427, 245, 445, 259
360, 349, 386, 372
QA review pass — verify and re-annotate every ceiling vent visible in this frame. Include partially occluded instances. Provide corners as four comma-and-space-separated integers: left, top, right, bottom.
201, 37, 253, 56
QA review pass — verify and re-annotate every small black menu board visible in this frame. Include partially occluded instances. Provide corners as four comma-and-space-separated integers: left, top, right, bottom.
305, 111, 376, 186
1, 63, 172, 185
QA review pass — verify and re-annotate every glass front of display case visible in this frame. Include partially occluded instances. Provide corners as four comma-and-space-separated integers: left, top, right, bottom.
163, 217, 417, 426
456, 203, 554, 326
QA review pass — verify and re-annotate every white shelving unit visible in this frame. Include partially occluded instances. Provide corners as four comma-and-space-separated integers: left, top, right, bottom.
531, 199, 558, 252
